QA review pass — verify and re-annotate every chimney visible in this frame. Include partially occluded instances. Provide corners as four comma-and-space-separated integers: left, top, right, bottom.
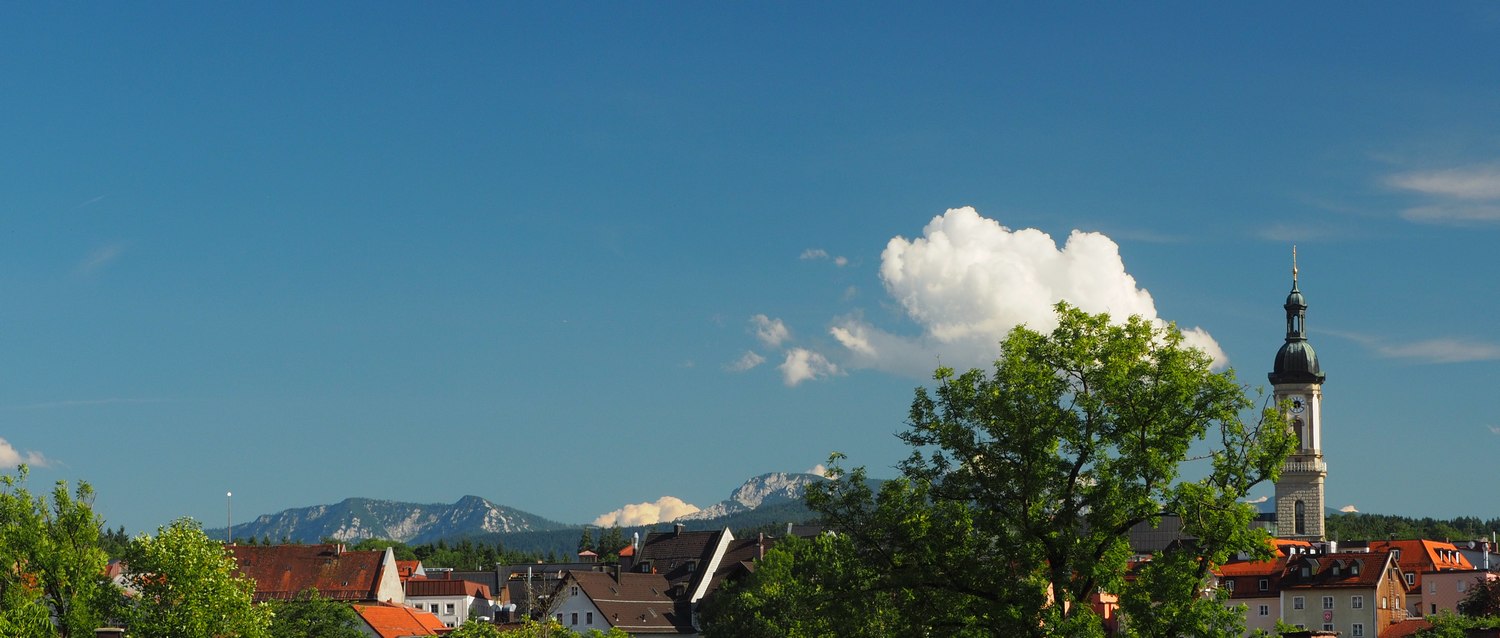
674, 523, 684, 536
611, 564, 620, 583
757, 533, 765, 560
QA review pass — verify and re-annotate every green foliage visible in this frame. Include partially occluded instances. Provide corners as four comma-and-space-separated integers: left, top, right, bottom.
1416, 610, 1500, 637
0, 465, 118, 638
701, 532, 910, 638
1326, 512, 1500, 542
595, 527, 625, 561
123, 518, 270, 638
495, 618, 569, 637
265, 588, 362, 638
347, 538, 419, 561
716, 304, 1294, 637
577, 527, 594, 555
449, 619, 506, 637
411, 537, 537, 570
1458, 576, 1500, 618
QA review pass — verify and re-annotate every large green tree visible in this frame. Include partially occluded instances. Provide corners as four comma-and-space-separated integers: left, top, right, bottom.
265, 588, 362, 638
122, 518, 270, 638
725, 304, 1294, 637
0, 465, 117, 638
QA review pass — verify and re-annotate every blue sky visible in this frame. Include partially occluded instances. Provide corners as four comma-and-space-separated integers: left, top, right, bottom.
4, 3, 1500, 534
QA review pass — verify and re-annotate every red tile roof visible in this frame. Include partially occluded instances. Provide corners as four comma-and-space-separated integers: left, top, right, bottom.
352, 602, 446, 638
229, 544, 388, 602
1380, 618, 1431, 638
396, 560, 423, 582
1281, 551, 1396, 590
406, 577, 491, 600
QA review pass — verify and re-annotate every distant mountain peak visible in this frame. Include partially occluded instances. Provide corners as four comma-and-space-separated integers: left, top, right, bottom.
206, 495, 566, 545
676, 472, 826, 522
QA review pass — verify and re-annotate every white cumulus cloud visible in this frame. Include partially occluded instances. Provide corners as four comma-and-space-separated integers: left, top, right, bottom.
827, 207, 1225, 376
1339, 505, 1359, 513
0, 437, 49, 468
592, 496, 701, 527
779, 348, 840, 386
750, 315, 790, 348
1244, 496, 1269, 504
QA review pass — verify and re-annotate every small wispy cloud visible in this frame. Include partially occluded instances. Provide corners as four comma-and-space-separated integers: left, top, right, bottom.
1388, 164, 1500, 226
76, 242, 127, 275
1388, 165, 1500, 199
725, 350, 766, 372
1339, 505, 1359, 513
750, 315, 790, 348
74, 195, 106, 209
800, 248, 848, 267
1244, 495, 1269, 504
593, 496, 700, 527
0, 437, 49, 468
1488, 425, 1500, 436
1372, 338, 1500, 364
1326, 330, 1500, 364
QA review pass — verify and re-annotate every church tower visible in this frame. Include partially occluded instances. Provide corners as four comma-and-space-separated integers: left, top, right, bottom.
1271, 249, 1327, 540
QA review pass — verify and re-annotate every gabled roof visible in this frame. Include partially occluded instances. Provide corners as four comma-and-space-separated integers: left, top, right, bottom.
229, 544, 389, 602
568, 571, 695, 634
395, 560, 423, 582
1281, 551, 1398, 590
352, 601, 445, 638
406, 577, 491, 600
1367, 539, 1474, 572
704, 535, 775, 598
637, 526, 733, 601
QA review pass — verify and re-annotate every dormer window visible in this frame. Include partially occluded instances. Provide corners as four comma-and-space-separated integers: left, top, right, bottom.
1351, 562, 1360, 575
1259, 578, 1269, 591
1405, 573, 1414, 586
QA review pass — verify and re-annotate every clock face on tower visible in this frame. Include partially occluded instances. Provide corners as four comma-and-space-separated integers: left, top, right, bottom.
1290, 395, 1307, 414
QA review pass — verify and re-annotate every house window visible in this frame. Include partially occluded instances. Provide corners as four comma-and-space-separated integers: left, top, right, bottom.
571, 613, 578, 626
1295, 500, 1306, 536
430, 604, 439, 613
1429, 581, 1436, 593
556, 614, 563, 624
1258, 605, 1269, 616
587, 612, 594, 625
1393, 549, 1401, 559
444, 603, 455, 615
1351, 562, 1359, 575
1405, 573, 1415, 586
1352, 595, 1363, 609
1459, 580, 1469, 592
571, 586, 579, 596
1259, 578, 1268, 591
1352, 624, 1364, 637
1432, 603, 1437, 615
1223, 579, 1235, 591
1323, 624, 1334, 632
1294, 596, 1305, 610
1381, 597, 1387, 609
1323, 596, 1334, 610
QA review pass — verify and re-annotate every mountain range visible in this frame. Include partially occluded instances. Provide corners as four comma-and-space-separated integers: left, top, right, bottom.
205, 472, 825, 547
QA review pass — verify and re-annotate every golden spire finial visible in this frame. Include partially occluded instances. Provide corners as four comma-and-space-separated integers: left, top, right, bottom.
1292, 245, 1299, 285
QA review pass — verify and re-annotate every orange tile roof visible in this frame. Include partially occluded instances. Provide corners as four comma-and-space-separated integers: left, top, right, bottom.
352, 602, 446, 638
1380, 618, 1431, 638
